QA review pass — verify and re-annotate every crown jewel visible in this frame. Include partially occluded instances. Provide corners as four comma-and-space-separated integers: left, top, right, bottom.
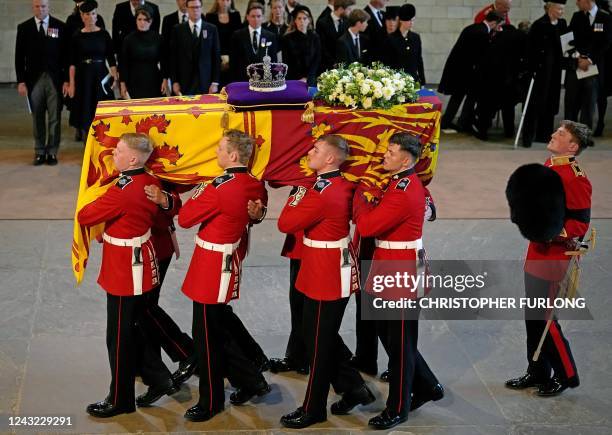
247, 54, 288, 92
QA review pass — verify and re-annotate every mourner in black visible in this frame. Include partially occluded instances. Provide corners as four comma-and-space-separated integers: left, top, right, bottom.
206, 0, 241, 86
522, 0, 568, 147
67, 1, 117, 139
229, 2, 278, 82
15, 0, 69, 165
595, 0, 612, 136
316, 0, 334, 26
336, 9, 371, 65
120, 7, 165, 99
384, 5, 399, 34
161, 0, 191, 92
316, 0, 354, 73
281, 6, 321, 86
384, 4, 425, 85
112, 0, 160, 62
564, 0, 612, 132
438, 11, 504, 132
170, 0, 221, 95
363, 0, 388, 62
263, 0, 289, 38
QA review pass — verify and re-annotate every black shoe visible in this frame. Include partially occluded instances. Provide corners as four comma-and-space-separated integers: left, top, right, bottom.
380, 369, 390, 382
269, 357, 309, 374
136, 379, 179, 407
505, 372, 548, 390
184, 404, 223, 422
594, 122, 604, 137
46, 154, 58, 165
537, 376, 578, 397
473, 125, 489, 141
255, 354, 270, 373
280, 407, 326, 429
330, 384, 375, 415
86, 399, 135, 418
229, 382, 271, 405
172, 355, 197, 385
348, 356, 378, 376
368, 408, 408, 430
410, 383, 444, 411
33, 155, 46, 166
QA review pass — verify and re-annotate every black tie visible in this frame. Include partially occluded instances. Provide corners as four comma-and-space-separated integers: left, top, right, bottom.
252, 30, 258, 52
377, 10, 383, 24
355, 35, 360, 58
193, 24, 198, 39
182, 14, 187, 23
39, 21, 45, 37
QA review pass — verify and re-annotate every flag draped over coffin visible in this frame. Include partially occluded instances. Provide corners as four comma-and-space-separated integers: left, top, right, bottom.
72, 91, 441, 283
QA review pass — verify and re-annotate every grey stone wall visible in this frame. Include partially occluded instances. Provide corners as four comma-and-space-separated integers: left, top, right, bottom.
1, 0, 579, 84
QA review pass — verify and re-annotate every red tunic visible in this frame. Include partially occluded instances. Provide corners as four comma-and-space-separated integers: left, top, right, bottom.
474, 4, 511, 25
78, 168, 160, 296
355, 168, 425, 299
151, 185, 182, 262
278, 170, 358, 301
179, 167, 268, 304
525, 156, 592, 280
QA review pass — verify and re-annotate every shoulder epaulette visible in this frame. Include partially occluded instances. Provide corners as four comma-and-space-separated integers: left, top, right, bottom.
212, 173, 235, 188
395, 178, 411, 191
571, 161, 586, 177
191, 182, 208, 199
313, 178, 332, 193
116, 175, 133, 190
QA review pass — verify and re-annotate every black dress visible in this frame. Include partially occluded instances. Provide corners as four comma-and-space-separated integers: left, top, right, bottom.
121, 30, 163, 98
70, 29, 116, 132
205, 11, 241, 85
281, 30, 321, 86
263, 21, 288, 39
66, 11, 106, 37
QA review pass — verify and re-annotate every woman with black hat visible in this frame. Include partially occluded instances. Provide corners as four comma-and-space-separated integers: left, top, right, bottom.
281, 5, 321, 86
384, 5, 399, 35
383, 4, 425, 85
67, 0, 117, 141
65, 0, 106, 141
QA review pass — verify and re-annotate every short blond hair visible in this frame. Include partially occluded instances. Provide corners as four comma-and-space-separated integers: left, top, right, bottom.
120, 133, 154, 162
224, 129, 254, 164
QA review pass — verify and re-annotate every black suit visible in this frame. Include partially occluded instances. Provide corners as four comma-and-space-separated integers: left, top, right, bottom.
564, 8, 612, 129
316, 13, 345, 72
229, 27, 278, 82
363, 4, 386, 62
161, 11, 187, 79
384, 30, 426, 84
112, 1, 160, 59
170, 21, 221, 95
336, 31, 369, 65
316, 5, 333, 26
15, 15, 68, 156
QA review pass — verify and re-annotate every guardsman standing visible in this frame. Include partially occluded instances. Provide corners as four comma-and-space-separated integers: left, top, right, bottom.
506, 120, 592, 396
78, 133, 175, 418
278, 135, 374, 429
178, 129, 270, 422
354, 132, 442, 430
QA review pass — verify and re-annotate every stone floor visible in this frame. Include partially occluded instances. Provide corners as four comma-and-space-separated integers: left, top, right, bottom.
1, 86, 611, 434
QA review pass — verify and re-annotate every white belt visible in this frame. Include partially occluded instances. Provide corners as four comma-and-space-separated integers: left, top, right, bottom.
103, 229, 151, 247
103, 229, 152, 296
375, 238, 422, 250
303, 236, 353, 298
195, 235, 240, 303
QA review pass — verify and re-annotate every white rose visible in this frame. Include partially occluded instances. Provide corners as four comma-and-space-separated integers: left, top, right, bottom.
382, 87, 394, 100
362, 97, 373, 109
373, 89, 383, 99
360, 82, 371, 94
398, 95, 406, 103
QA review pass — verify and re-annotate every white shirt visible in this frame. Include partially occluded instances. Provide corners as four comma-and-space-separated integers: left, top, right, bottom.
190, 18, 202, 37
588, 3, 598, 26
35, 15, 49, 33
331, 12, 342, 32
178, 10, 188, 24
249, 25, 262, 48
368, 3, 383, 26
348, 28, 360, 47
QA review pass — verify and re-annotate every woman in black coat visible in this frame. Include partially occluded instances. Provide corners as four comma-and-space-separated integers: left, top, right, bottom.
263, 0, 288, 38
120, 7, 165, 99
206, 0, 242, 86
281, 6, 321, 87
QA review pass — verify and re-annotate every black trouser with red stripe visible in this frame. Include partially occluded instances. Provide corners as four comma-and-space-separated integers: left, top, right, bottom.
378, 310, 419, 417
524, 273, 579, 385
302, 295, 365, 418
192, 302, 267, 412
106, 293, 171, 410
139, 258, 194, 364
285, 259, 308, 366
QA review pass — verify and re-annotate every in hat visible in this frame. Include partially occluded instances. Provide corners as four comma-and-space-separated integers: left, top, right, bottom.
291, 4, 312, 20
399, 4, 416, 21
543, 0, 567, 4
385, 6, 399, 20
79, 0, 98, 13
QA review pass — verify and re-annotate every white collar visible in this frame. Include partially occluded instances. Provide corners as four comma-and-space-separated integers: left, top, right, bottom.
327, 4, 334, 12
484, 21, 492, 33
589, 3, 598, 18
332, 12, 342, 22
178, 10, 187, 20
249, 25, 262, 34
189, 18, 202, 28
36, 15, 49, 25
348, 28, 359, 39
